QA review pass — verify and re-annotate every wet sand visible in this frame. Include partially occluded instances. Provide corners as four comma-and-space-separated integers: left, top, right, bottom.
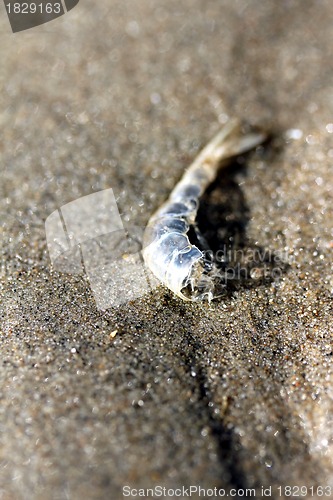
1, 0, 333, 498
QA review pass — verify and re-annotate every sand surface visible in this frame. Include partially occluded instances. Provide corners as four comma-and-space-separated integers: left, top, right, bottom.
1, 1, 333, 498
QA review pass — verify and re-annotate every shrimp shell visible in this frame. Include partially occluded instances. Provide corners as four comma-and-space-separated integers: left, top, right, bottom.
143, 119, 266, 301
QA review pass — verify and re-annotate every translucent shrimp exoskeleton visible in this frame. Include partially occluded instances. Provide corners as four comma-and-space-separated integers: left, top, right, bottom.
143, 120, 267, 301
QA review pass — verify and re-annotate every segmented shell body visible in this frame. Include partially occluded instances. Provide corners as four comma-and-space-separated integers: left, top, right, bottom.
143, 120, 266, 301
